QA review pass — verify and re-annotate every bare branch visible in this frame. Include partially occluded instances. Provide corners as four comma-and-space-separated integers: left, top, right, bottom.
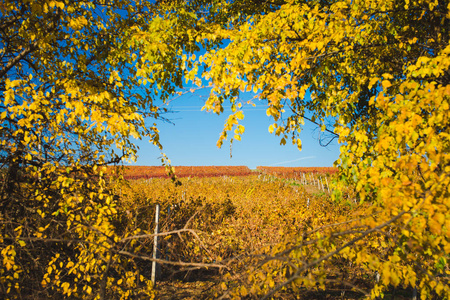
119, 228, 199, 242
261, 210, 409, 300
116, 249, 227, 269
17, 236, 227, 269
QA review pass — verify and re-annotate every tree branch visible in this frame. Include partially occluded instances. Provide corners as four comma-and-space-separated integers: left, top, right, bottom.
261, 209, 409, 300
0, 42, 37, 78
115, 249, 227, 269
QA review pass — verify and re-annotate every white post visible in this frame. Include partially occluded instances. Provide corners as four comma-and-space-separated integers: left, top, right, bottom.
412, 287, 417, 300
151, 204, 160, 285
165, 205, 171, 261
325, 177, 331, 193
38, 142, 42, 182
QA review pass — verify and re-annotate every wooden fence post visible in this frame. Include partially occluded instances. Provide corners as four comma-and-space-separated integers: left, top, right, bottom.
325, 177, 331, 193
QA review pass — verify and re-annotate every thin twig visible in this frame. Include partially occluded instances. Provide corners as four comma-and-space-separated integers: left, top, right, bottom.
116, 249, 227, 269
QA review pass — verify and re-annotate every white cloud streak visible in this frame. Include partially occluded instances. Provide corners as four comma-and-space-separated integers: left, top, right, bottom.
268, 156, 317, 166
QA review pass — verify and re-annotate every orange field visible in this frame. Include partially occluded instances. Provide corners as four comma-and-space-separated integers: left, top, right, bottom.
108, 165, 338, 180
109, 165, 254, 179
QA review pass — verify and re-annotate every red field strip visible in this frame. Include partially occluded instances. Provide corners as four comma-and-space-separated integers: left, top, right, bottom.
256, 166, 337, 176
109, 165, 254, 179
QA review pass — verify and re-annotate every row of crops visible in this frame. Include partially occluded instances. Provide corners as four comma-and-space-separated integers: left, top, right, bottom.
118, 173, 357, 299
108, 168, 403, 299
8, 164, 434, 299
108, 165, 338, 180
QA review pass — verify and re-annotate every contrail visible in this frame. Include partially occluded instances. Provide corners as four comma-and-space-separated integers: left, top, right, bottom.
268, 156, 316, 166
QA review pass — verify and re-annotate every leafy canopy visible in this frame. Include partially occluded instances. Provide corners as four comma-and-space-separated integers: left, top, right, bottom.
0, 0, 202, 298
187, 0, 450, 298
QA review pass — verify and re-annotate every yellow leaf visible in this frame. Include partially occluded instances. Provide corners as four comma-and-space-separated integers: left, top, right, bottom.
429, 218, 441, 235
317, 41, 324, 50
235, 111, 244, 120
61, 282, 70, 294
266, 106, 278, 117
382, 80, 392, 88
433, 213, 445, 225
368, 77, 379, 89
296, 139, 302, 151
56, 1, 65, 9
240, 286, 248, 296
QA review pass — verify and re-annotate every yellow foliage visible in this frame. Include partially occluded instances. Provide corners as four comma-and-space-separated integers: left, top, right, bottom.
195, 0, 450, 298
0, 0, 198, 298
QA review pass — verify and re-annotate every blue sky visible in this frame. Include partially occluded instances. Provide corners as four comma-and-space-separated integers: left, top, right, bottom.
131, 89, 341, 169
125, 24, 341, 169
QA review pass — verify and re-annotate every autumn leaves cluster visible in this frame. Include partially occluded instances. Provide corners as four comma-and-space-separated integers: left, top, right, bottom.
1, 0, 449, 299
